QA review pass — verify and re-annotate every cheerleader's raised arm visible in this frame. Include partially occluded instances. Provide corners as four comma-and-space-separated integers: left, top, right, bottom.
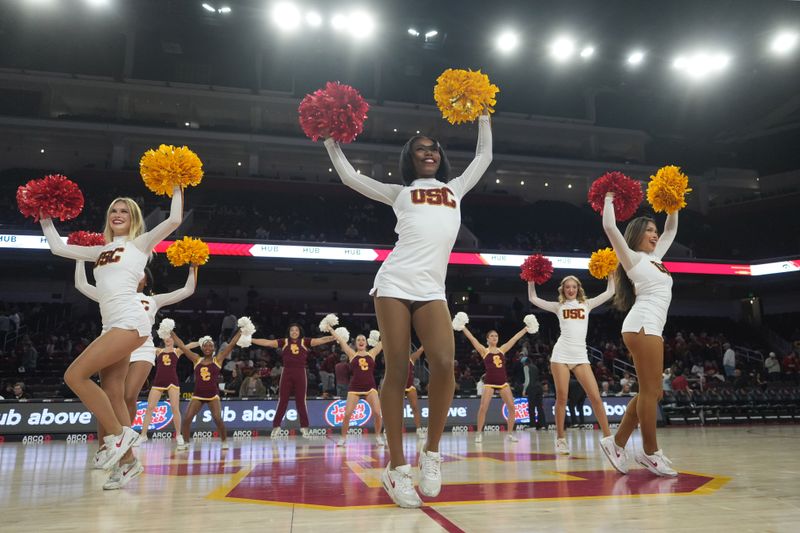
444, 114, 493, 198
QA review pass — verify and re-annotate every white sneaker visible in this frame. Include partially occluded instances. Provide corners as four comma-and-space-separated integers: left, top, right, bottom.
416, 428, 426, 440
418, 449, 442, 497
600, 436, 629, 474
101, 427, 139, 469
474, 433, 483, 443
381, 464, 422, 508
376, 435, 386, 447
506, 433, 519, 442
300, 427, 310, 438
221, 440, 229, 450
635, 449, 678, 477
555, 438, 570, 455
336, 437, 346, 447
176, 435, 186, 447
91, 447, 111, 470
270, 427, 281, 438
103, 458, 144, 490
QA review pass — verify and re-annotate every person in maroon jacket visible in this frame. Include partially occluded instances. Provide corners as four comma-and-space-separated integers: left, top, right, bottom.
252, 324, 335, 437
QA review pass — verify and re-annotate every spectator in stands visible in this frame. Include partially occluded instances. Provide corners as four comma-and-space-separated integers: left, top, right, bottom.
594, 361, 612, 385
782, 351, 799, 382
220, 311, 237, 345
662, 368, 673, 392
722, 343, 736, 378
671, 370, 689, 391
240, 369, 267, 397
457, 367, 476, 395
732, 368, 750, 389
0, 311, 10, 343
764, 352, 781, 381
19, 338, 38, 372
334, 354, 350, 398
617, 383, 633, 396
13, 382, 29, 399
620, 371, 636, 390
600, 381, 611, 397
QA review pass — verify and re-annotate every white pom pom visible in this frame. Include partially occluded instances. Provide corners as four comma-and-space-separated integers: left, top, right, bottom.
237, 316, 256, 336
523, 314, 540, 334
367, 330, 380, 347
334, 327, 350, 343
157, 318, 175, 340
452, 312, 469, 331
236, 334, 252, 348
319, 313, 339, 332
198, 335, 213, 347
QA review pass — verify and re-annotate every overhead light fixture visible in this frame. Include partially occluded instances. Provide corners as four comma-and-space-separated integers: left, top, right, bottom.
520, 180, 525, 185
305, 11, 322, 27
272, 2, 301, 32
408, 28, 420, 37
331, 13, 347, 31
770, 31, 798, 55
218, 6, 231, 14
348, 10, 375, 40
425, 30, 438, 39
495, 178, 500, 184
496, 31, 519, 53
627, 50, 645, 66
580, 46, 595, 59
672, 51, 731, 79
550, 37, 575, 62
202, 3, 216, 12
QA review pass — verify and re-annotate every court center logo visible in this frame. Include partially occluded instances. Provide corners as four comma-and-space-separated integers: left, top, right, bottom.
132, 400, 173, 431
324, 400, 372, 427
502, 398, 530, 424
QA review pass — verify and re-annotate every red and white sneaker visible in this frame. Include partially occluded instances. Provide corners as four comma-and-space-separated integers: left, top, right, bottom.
635, 449, 678, 477
418, 449, 442, 497
101, 427, 139, 470
381, 464, 422, 508
600, 436, 629, 474
555, 438, 570, 455
91, 446, 111, 470
103, 458, 144, 490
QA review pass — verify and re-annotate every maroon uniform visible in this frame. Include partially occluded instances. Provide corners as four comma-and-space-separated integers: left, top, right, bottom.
153, 350, 180, 390
273, 337, 313, 428
192, 357, 222, 400
348, 354, 377, 395
483, 351, 509, 389
405, 360, 415, 392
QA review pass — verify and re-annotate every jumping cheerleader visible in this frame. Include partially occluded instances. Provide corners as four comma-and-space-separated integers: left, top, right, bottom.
460, 325, 529, 443
250, 324, 336, 437
528, 276, 615, 456
330, 331, 384, 447
74, 262, 196, 461
172, 330, 240, 449
404, 347, 426, 439
325, 112, 492, 508
40, 187, 183, 489
600, 192, 679, 477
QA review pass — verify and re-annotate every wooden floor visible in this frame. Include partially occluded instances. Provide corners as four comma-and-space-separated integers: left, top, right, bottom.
2, 426, 798, 532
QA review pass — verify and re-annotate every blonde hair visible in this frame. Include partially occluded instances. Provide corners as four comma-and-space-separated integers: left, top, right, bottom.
103, 197, 145, 243
557, 276, 586, 304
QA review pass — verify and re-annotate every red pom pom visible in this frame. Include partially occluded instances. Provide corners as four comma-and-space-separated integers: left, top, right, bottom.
67, 231, 105, 247
17, 174, 84, 222
520, 254, 554, 285
588, 171, 643, 221
298, 81, 369, 144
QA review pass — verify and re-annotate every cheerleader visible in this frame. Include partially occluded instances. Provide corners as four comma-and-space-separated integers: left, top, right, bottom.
460, 325, 529, 443
528, 276, 615, 455
74, 262, 196, 460
172, 330, 240, 449
600, 192, 679, 476
139, 325, 199, 450
40, 187, 183, 489
250, 325, 336, 437
325, 113, 492, 508
404, 347, 426, 439
330, 331, 384, 447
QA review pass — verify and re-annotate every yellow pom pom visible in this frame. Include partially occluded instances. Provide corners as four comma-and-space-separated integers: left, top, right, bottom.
434, 68, 499, 125
166, 236, 210, 267
647, 165, 692, 213
588, 248, 619, 279
140, 145, 204, 197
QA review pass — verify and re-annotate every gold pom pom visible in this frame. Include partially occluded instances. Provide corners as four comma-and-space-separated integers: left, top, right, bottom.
588, 248, 619, 279
140, 145, 204, 197
166, 236, 209, 267
434, 69, 499, 125
647, 165, 692, 213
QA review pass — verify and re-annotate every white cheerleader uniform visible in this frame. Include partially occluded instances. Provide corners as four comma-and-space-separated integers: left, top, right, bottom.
532, 282, 614, 366
325, 115, 492, 301
621, 251, 673, 337
75, 263, 197, 365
